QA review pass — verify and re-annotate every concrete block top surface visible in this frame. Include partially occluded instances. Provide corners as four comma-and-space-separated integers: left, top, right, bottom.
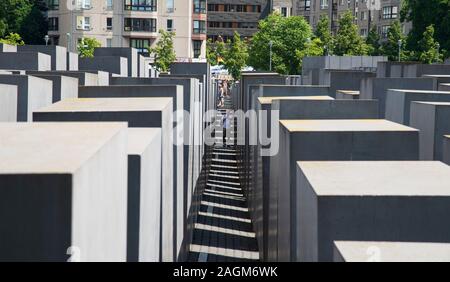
281, 119, 417, 132
35, 98, 172, 113
297, 161, 450, 196
389, 89, 450, 95
0, 122, 127, 174
336, 90, 360, 95
258, 96, 334, 105
127, 128, 161, 156
334, 241, 450, 262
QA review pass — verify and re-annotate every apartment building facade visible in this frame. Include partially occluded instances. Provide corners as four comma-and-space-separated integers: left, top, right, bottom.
207, 0, 271, 41
293, 0, 410, 39
47, 0, 207, 61
272, 0, 293, 17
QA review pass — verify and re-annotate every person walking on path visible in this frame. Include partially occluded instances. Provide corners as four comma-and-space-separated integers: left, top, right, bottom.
222, 110, 233, 147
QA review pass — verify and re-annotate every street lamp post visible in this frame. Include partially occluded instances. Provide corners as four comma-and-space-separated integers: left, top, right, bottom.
398, 39, 402, 62
67, 33, 71, 52
269, 40, 273, 72
44, 35, 49, 46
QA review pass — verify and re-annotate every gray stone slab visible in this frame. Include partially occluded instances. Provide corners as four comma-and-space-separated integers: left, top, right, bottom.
336, 90, 360, 100
26, 71, 106, 86
404, 64, 450, 78
444, 135, 450, 165
320, 70, 376, 97
360, 77, 438, 117
32, 97, 175, 262
271, 120, 419, 262
94, 47, 138, 77
0, 74, 52, 121
67, 52, 79, 71
333, 241, 450, 262
440, 83, 450, 91
28, 74, 78, 103
78, 85, 184, 259
297, 161, 450, 262
0, 52, 51, 71
79, 56, 128, 77
410, 101, 450, 161
0, 122, 128, 261
17, 45, 67, 70
252, 97, 379, 261
385, 89, 450, 125
422, 75, 450, 85
376, 61, 418, 78
0, 84, 17, 121
0, 43, 17, 52
127, 128, 162, 262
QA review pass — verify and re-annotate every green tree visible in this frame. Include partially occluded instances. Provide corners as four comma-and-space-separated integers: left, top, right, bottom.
418, 25, 443, 64
248, 13, 313, 75
148, 29, 177, 73
381, 21, 408, 61
0, 0, 33, 37
222, 32, 249, 80
401, 0, 450, 59
20, 0, 49, 44
77, 37, 101, 58
206, 38, 226, 66
0, 32, 24, 45
334, 11, 368, 56
296, 38, 324, 69
366, 26, 381, 56
314, 15, 333, 55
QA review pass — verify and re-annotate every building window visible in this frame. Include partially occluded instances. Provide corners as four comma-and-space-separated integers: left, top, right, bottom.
380, 25, 390, 38
303, 0, 311, 11
167, 19, 173, 32
193, 0, 206, 14
193, 20, 206, 34
48, 17, 59, 31
47, 0, 59, 10
124, 18, 157, 32
76, 16, 91, 30
124, 0, 157, 12
130, 38, 151, 55
382, 6, 398, 19
166, 0, 174, 13
320, 0, 328, 9
193, 40, 202, 58
76, 0, 92, 9
106, 0, 113, 9
360, 28, 367, 37
106, 18, 113, 30
281, 7, 288, 17
107, 38, 112, 47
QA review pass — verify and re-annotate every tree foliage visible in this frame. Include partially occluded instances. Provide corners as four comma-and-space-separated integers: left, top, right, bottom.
148, 29, 177, 73
77, 37, 101, 58
0, 0, 48, 44
0, 32, 24, 45
401, 0, 450, 58
314, 15, 333, 55
366, 26, 381, 56
333, 11, 368, 56
20, 0, 48, 44
222, 32, 249, 80
296, 38, 324, 69
418, 25, 443, 64
248, 13, 313, 75
206, 38, 226, 66
381, 20, 408, 61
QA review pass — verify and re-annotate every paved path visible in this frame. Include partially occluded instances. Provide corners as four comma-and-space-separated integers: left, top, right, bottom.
187, 97, 260, 262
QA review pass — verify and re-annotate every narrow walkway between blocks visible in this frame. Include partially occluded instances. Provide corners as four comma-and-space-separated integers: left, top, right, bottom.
187, 96, 260, 262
